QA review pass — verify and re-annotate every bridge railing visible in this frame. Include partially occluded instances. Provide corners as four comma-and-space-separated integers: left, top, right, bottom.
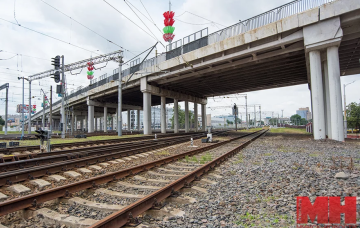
36, 0, 336, 117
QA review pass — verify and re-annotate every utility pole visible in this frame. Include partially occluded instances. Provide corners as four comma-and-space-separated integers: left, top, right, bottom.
50, 86, 52, 131
61, 55, 65, 139
254, 106, 256, 128
118, 62, 122, 137
278, 114, 279, 127
28, 81, 31, 134
248, 114, 250, 127
21, 77, 24, 138
0, 84, 9, 135
245, 95, 248, 129
259, 105, 261, 127
42, 94, 45, 129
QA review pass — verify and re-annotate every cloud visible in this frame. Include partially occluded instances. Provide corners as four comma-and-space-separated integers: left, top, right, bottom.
0, 0, 359, 122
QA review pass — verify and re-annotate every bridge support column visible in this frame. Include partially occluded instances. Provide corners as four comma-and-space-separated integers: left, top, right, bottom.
174, 99, 179, 133
327, 46, 344, 141
161, 96, 166, 134
110, 116, 113, 131
74, 115, 77, 132
185, 101, 189, 133
71, 111, 74, 135
309, 50, 326, 140
201, 104, 207, 131
323, 61, 332, 139
194, 103, 198, 132
95, 118, 98, 132
80, 118, 83, 131
85, 115, 88, 132
88, 106, 94, 133
104, 107, 108, 133
127, 110, 131, 131
143, 92, 152, 135
137, 110, 140, 131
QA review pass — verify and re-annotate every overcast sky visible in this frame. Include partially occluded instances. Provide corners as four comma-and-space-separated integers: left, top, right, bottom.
0, 0, 359, 120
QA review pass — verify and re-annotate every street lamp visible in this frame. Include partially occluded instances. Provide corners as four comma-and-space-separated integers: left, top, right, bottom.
18, 76, 29, 139
344, 80, 356, 138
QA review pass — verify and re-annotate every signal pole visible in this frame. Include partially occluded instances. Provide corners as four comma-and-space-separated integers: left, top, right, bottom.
28, 81, 31, 134
117, 62, 122, 137
50, 86, 52, 131
61, 55, 65, 139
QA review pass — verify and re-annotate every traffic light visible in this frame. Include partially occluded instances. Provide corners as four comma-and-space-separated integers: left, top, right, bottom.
52, 71, 60, 83
51, 56, 61, 70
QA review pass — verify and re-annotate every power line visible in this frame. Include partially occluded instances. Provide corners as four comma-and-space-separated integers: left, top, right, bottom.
0, 18, 100, 55
103, 0, 160, 43
175, 11, 226, 27
132, 0, 164, 36
176, 18, 213, 26
39, 0, 135, 55
0, 54, 18, 60
0, 50, 50, 61
124, 0, 164, 48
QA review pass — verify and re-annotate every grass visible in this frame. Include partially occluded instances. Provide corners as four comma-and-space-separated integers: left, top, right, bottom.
269, 127, 310, 134
1, 134, 143, 147
263, 153, 272, 156
233, 154, 244, 164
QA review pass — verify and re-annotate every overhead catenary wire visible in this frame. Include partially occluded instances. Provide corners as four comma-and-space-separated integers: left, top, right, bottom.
0, 18, 100, 55
123, 0, 165, 48
39, 0, 135, 55
176, 18, 213, 26
175, 11, 226, 27
103, 0, 161, 44
0, 54, 18, 60
0, 50, 50, 61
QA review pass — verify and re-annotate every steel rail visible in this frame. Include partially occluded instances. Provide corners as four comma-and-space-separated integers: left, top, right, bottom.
0, 131, 201, 155
0, 133, 212, 186
90, 129, 267, 228
0, 131, 258, 216
0, 133, 208, 171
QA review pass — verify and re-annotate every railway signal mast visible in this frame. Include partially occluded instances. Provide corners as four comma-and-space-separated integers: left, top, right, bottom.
25, 50, 123, 138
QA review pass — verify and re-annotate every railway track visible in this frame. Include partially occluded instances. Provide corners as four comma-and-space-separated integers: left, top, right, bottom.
0, 131, 202, 155
0, 132, 222, 187
0, 130, 266, 228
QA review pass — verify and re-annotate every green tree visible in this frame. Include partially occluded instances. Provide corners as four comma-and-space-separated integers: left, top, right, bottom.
170, 104, 194, 128
290, 114, 302, 125
0, 116, 5, 126
226, 119, 233, 125
346, 102, 360, 130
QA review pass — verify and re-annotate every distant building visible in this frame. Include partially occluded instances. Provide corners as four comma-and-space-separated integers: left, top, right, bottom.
296, 107, 312, 120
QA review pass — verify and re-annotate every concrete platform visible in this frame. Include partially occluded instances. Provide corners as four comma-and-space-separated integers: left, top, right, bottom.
48, 175, 66, 182
63, 171, 81, 178
7, 184, 31, 194
30, 179, 51, 189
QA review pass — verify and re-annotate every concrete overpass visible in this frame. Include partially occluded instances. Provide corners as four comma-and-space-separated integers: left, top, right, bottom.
30, 0, 360, 141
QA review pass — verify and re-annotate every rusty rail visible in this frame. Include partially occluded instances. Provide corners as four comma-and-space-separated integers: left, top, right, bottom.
0, 130, 258, 216
89, 129, 267, 228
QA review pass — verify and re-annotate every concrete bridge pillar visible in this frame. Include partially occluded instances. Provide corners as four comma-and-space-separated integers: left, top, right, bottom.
322, 61, 332, 139
309, 50, 326, 140
143, 92, 152, 135
74, 115, 77, 132
201, 104, 207, 131
161, 96, 166, 134
71, 111, 74, 135
194, 103, 198, 132
80, 118, 84, 131
88, 105, 94, 133
174, 99, 179, 133
95, 118, 98, 132
327, 46, 344, 141
104, 107, 108, 132
137, 110, 141, 131
127, 110, 131, 131
185, 101, 189, 133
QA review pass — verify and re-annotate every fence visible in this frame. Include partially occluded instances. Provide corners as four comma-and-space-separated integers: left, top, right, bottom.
36, 0, 335, 118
